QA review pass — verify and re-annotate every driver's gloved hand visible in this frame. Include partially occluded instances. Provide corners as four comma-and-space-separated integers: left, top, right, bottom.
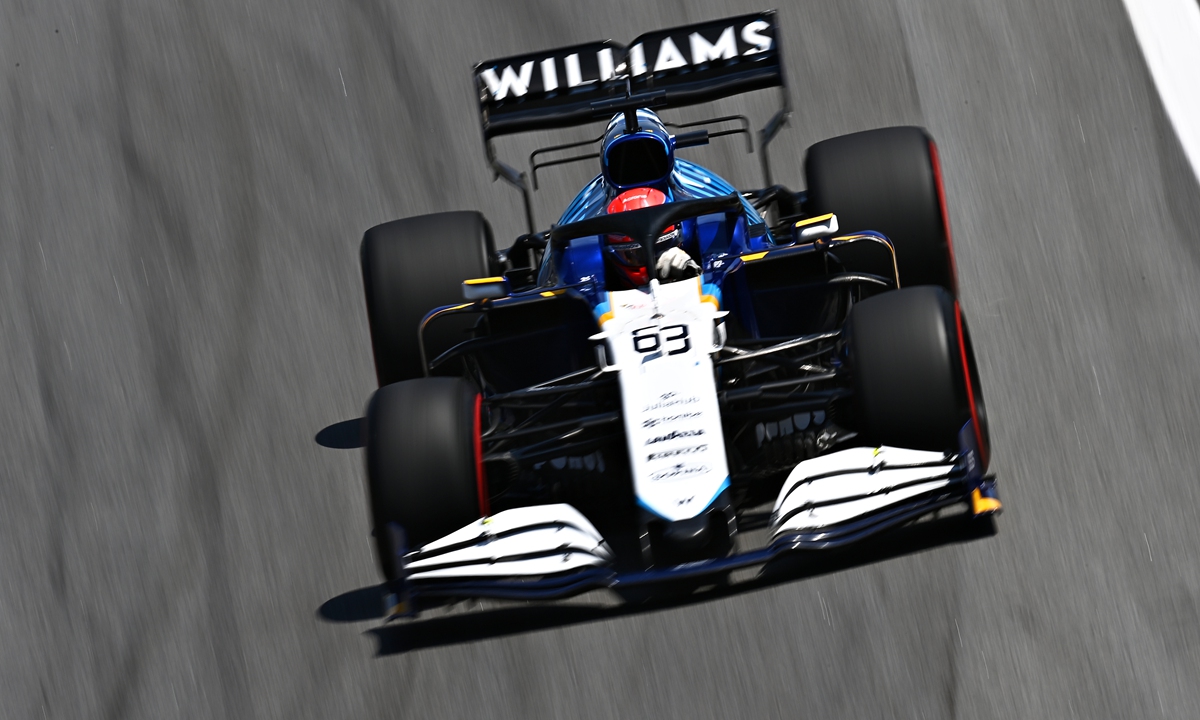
657, 247, 701, 281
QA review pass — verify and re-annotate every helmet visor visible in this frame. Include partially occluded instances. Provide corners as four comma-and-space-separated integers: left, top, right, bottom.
606, 238, 644, 267
605, 227, 682, 267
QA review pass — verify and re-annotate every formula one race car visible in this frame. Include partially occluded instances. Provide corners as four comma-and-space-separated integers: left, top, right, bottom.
356, 11, 1000, 617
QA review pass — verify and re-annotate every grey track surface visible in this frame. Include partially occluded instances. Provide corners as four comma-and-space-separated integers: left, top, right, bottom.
3, 0, 1200, 717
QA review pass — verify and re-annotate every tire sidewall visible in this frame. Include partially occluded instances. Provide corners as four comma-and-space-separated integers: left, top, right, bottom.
805, 127, 956, 292
848, 286, 972, 452
361, 212, 494, 386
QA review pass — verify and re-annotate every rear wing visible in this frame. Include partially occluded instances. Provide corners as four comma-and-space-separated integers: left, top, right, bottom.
473, 11, 791, 231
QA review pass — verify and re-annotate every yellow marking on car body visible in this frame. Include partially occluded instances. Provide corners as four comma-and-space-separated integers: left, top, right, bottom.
540, 289, 565, 298
463, 276, 506, 285
795, 213, 835, 227
384, 596, 407, 619
740, 251, 769, 262
971, 488, 1003, 515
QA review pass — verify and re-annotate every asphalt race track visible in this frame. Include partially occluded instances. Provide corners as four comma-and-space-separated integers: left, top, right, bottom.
3, 0, 1200, 718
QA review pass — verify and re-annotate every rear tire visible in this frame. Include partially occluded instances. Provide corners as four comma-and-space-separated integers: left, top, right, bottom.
805, 127, 956, 292
365, 377, 484, 580
361, 212, 495, 386
847, 287, 989, 466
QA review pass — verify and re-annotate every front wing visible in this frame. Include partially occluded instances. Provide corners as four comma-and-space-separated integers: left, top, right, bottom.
385, 445, 1000, 617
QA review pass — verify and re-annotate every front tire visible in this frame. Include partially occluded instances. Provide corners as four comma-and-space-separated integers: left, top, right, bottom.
365, 377, 485, 580
846, 286, 989, 467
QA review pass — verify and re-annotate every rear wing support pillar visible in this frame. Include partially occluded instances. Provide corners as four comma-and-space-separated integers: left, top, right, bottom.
486, 140, 536, 234
758, 86, 792, 188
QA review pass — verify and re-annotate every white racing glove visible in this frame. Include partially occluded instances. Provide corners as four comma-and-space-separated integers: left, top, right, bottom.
656, 246, 701, 281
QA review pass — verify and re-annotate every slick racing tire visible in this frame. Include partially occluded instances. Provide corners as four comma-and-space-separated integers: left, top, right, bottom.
361, 211, 495, 386
365, 377, 485, 581
846, 286, 990, 468
804, 127, 956, 292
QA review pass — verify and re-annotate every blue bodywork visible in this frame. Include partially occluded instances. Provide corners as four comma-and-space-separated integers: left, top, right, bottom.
530, 111, 772, 317
543, 163, 776, 327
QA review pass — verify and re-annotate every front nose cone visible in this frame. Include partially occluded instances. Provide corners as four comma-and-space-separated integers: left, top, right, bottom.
660, 515, 713, 550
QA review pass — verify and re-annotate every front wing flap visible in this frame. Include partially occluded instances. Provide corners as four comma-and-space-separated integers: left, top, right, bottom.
403, 504, 614, 583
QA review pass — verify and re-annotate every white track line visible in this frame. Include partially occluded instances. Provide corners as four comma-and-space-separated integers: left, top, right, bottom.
1121, 0, 1200, 180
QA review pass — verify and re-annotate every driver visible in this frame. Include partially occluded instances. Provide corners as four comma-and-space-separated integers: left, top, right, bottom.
600, 109, 700, 288
603, 187, 699, 288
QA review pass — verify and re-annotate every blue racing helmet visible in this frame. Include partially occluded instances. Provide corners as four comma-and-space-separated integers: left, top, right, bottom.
600, 109, 675, 190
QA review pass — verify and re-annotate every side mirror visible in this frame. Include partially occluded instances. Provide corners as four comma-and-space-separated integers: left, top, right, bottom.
462, 276, 510, 301
794, 213, 839, 241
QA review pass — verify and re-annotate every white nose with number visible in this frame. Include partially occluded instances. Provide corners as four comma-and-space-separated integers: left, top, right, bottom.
594, 277, 730, 522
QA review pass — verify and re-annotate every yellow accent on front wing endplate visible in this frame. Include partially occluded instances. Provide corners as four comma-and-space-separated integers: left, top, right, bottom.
971, 488, 1003, 515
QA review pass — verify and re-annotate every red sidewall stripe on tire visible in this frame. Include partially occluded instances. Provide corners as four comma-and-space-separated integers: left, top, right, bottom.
473, 393, 490, 517
928, 139, 960, 296
954, 301, 989, 470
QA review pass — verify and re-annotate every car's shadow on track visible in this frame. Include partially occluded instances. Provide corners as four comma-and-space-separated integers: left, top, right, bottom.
315, 418, 364, 449
317, 514, 996, 657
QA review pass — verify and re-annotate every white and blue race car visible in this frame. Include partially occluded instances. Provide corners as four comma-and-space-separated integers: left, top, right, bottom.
356, 11, 1000, 617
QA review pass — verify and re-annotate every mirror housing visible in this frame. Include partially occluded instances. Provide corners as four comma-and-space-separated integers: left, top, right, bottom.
794, 213, 839, 242
462, 276, 510, 301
